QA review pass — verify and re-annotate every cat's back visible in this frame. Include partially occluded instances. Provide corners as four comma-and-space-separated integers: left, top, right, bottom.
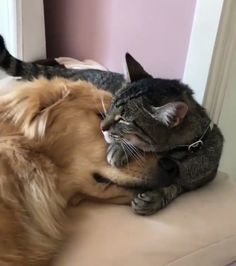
0, 35, 126, 93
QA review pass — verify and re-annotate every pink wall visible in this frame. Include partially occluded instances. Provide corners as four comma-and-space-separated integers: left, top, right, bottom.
44, 0, 196, 79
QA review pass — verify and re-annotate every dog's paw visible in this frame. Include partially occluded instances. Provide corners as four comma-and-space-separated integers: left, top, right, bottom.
107, 142, 129, 167
131, 191, 164, 216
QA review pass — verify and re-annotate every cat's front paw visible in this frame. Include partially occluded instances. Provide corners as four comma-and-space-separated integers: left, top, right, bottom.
107, 142, 129, 167
131, 191, 164, 216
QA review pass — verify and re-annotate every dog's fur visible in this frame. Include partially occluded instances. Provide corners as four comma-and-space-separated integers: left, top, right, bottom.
0, 77, 157, 266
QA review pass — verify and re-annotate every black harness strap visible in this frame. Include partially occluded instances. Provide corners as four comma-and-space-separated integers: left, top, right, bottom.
157, 121, 214, 156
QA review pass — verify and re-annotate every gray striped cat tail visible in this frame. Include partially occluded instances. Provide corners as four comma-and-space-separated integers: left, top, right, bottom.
0, 35, 34, 78
0, 35, 17, 75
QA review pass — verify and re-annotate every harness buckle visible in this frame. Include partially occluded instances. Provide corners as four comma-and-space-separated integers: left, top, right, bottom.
188, 140, 203, 152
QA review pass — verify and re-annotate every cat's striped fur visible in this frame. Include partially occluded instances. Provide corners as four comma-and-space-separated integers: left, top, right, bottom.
0, 35, 125, 94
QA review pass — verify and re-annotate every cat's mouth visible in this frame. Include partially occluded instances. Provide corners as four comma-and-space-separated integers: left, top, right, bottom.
102, 130, 154, 152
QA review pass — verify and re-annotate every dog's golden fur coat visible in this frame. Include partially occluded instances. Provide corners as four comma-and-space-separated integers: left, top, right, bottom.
0, 78, 156, 266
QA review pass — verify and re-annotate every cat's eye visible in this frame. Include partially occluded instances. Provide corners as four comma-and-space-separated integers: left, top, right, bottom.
114, 114, 132, 125
119, 120, 131, 125
97, 113, 105, 120
114, 114, 123, 121
119, 117, 132, 125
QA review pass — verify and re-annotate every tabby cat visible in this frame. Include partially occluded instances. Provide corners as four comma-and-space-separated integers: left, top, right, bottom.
101, 54, 224, 215
0, 36, 125, 93
0, 35, 224, 215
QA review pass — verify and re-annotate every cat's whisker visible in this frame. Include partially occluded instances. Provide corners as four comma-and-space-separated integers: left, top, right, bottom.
122, 140, 144, 167
99, 110, 105, 119
94, 98, 105, 119
123, 140, 143, 162
127, 146, 144, 163
128, 143, 144, 157
123, 143, 137, 162
126, 145, 146, 168
120, 141, 130, 170
94, 95, 107, 120
100, 95, 107, 115
123, 140, 145, 163
122, 141, 138, 163
125, 149, 144, 168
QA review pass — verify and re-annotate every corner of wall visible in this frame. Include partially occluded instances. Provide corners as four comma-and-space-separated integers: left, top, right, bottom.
182, 0, 224, 104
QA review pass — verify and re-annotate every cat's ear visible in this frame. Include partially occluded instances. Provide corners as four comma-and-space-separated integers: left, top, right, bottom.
147, 102, 188, 127
124, 53, 152, 82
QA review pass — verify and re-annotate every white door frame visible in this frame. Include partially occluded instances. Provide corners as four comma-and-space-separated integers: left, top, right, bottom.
203, 0, 236, 124
0, 0, 46, 61
0, 0, 22, 58
183, 0, 224, 104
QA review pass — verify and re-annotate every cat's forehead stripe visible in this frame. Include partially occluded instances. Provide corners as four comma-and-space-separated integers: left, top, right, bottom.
114, 88, 149, 108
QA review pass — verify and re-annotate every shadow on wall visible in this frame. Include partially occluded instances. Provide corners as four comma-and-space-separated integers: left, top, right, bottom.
44, 0, 196, 79
44, 0, 111, 63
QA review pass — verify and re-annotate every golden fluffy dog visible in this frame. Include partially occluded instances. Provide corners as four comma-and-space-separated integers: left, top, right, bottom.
0, 78, 157, 266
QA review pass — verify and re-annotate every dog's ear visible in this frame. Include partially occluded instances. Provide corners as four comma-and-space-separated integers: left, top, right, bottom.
67, 81, 113, 115
0, 79, 69, 139
88, 89, 112, 115
0, 78, 113, 138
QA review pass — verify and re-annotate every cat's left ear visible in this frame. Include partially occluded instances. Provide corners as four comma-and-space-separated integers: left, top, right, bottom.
147, 102, 188, 127
124, 53, 152, 82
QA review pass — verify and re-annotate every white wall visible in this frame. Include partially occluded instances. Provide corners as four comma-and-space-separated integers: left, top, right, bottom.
0, 0, 18, 79
0, 0, 46, 79
218, 51, 236, 178
21, 0, 46, 61
0, 0, 19, 56
183, 0, 224, 104
204, 0, 236, 178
